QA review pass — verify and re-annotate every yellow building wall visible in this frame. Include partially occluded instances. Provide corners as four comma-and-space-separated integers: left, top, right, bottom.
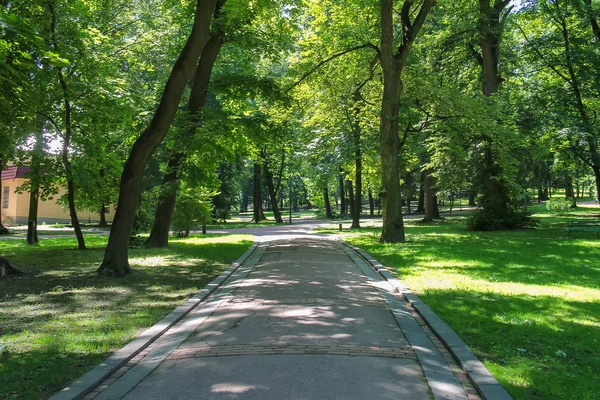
1, 178, 115, 226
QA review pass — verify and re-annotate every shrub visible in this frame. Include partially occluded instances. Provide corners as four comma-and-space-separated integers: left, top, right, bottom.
468, 207, 538, 231
546, 198, 575, 215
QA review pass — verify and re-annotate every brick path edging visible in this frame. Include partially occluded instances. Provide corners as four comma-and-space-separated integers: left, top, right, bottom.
342, 242, 513, 400
49, 241, 260, 400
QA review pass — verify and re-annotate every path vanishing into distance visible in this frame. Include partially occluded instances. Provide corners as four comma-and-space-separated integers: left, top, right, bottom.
51, 228, 515, 400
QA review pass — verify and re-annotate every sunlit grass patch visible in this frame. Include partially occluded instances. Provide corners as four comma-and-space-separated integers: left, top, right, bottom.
0, 234, 252, 399
338, 208, 600, 400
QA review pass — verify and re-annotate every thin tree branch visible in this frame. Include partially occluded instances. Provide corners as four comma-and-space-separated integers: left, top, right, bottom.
287, 44, 380, 91
516, 23, 572, 84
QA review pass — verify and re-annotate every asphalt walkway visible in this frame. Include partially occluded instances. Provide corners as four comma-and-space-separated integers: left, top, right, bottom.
71, 237, 476, 400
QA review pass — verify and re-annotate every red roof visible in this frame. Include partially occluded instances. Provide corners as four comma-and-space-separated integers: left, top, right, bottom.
2, 166, 32, 180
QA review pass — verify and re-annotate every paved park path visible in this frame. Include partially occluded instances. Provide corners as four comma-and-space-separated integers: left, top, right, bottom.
72, 236, 478, 400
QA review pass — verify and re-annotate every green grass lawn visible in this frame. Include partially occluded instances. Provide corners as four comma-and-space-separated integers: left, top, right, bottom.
321, 205, 600, 400
0, 234, 253, 400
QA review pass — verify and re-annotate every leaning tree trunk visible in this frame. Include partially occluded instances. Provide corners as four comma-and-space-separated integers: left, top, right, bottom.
379, 0, 434, 242
263, 155, 283, 223
48, 1, 85, 249
98, 0, 218, 276
146, 35, 223, 248
252, 162, 266, 222
323, 187, 333, 218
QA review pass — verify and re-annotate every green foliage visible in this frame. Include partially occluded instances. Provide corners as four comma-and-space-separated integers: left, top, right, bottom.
467, 205, 538, 231
172, 184, 214, 237
546, 198, 575, 215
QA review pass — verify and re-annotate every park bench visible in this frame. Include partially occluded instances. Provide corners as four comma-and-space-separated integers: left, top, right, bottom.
564, 220, 600, 238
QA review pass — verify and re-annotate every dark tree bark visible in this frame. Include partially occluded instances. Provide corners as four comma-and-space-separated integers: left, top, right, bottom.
0, 157, 9, 235
323, 187, 333, 218
433, 194, 440, 219
583, 0, 600, 42
475, 0, 514, 224
379, 0, 434, 242
468, 188, 477, 206
241, 178, 251, 212
26, 127, 43, 244
368, 189, 374, 216
416, 172, 425, 214
99, 205, 108, 227
252, 163, 266, 222
338, 171, 346, 215
0, 257, 22, 278
347, 180, 355, 221
263, 152, 283, 223
554, 0, 600, 203
352, 111, 362, 229
423, 170, 436, 222
98, 0, 218, 276
98, 169, 109, 227
48, 0, 85, 250
146, 34, 223, 248
565, 177, 577, 207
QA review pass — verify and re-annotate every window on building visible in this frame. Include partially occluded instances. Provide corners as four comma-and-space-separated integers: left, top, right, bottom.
2, 186, 9, 209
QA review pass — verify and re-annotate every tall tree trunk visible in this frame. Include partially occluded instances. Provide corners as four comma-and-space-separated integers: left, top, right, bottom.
241, 178, 251, 212
423, 170, 436, 222
347, 180, 355, 221
146, 155, 182, 247
98, 169, 109, 227
48, 0, 85, 250
146, 34, 223, 248
565, 177, 577, 207
338, 171, 346, 215
98, 0, 218, 276
263, 152, 283, 223
99, 205, 108, 227
368, 189, 374, 216
379, 0, 434, 242
352, 118, 362, 229
0, 158, 8, 235
26, 127, 44, 244
468, 186, 477, 206
476, 0, 513, 224
416, 172, 425, 214
323, 188, 333, 218
253, 163, 266, 222
555, 1, 600, 203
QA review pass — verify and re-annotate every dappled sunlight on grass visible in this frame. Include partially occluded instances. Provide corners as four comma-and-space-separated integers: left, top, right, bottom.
342, 206, 600, 399
0, 234, 252, 399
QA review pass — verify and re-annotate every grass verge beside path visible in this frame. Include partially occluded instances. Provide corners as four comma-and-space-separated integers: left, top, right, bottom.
320, 205, 600, 400
0, 234, 253, 400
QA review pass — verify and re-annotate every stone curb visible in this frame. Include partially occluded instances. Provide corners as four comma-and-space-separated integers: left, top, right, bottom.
49, 241, 260, 400
342, 242, 513, 400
